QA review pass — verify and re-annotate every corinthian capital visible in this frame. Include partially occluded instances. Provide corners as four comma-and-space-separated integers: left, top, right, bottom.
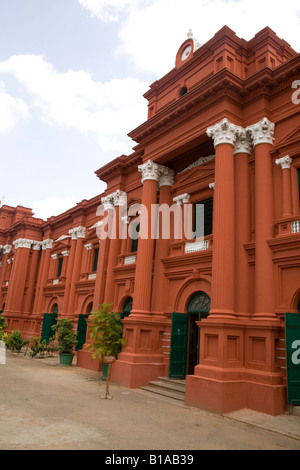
13, 238, 33, 250
69, 226, 86, 240
138, 160, 161, 183
2, 245, 12, 254
138, 160, 174, 187
275, 155, 292, 170
234, 128, 252, 155
159, 166, 174, 187
206, 118, 242, 147
246, 117, 275, 147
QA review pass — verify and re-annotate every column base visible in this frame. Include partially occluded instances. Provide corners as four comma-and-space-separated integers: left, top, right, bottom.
111, 352, 165, 388
76, 348, 102, 372
185, 367, 286, 416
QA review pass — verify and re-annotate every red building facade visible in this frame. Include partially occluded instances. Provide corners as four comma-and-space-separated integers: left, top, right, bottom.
1, 26, 300, 416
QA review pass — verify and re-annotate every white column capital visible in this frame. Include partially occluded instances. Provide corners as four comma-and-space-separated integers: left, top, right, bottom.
84, 243, 93, 251
138, 160, 174, 186
246, 117, 275, 147
234, 128, 252, 155
69, 226, 86, 240
42, 239, 54, 250
206, 118, 242, 147
275, 155, 292, 170
51, 254, 58, 260
101, 190, 127, 210
61, 250, 70, 257
32, 241, 42, 251
13, 238, 33, 250
138, 160, 161, 183
159, 166, 175, 187
173, 193, 190, 205
2, 245, 12, 254
209, 182, 215, 190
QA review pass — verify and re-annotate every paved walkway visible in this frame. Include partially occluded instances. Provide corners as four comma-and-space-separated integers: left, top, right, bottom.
0, 351, 299, 450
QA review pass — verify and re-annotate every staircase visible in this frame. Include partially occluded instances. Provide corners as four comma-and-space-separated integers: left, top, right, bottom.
140, 376, 186, 402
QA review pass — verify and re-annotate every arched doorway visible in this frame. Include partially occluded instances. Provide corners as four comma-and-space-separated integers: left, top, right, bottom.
169, 291, 211, 378
186, 291, 211, 374
121, 297, 133, 318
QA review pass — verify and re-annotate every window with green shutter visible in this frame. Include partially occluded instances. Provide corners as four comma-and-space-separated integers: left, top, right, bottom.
57, 257, 63, 277
193, 197, 213, 237
93, 247, 99, 272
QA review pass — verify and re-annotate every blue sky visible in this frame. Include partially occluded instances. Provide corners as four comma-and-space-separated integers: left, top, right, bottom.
1, 0, 300, 220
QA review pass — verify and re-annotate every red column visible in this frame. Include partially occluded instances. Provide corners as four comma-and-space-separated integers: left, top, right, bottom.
207, 118, 240, 319
275, 155, 293, 219
0, 245, 12, 308
67, 226, 86, 315
35, 239, 53, 314
151, 172, 174, 314
104, 190, 127, 306
234, 130, 252, 318
5, 239, 32, 313
131, 160, 161, 316
246, 118, 277, 320
23, 242, 41, 314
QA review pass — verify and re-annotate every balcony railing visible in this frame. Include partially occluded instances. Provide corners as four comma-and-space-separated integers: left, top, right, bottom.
291, 220, 300, 233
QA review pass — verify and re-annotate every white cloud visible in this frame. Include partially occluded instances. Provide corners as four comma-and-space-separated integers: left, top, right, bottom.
0, 55, 149, 153
78, 0, 134, 21
0, 81, 30, 132
32, 197, 78, 220
86, 0, 300, 76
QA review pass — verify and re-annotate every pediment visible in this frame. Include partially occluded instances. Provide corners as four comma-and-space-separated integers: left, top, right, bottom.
175, 155, 215, 186
273, 122, 300, 154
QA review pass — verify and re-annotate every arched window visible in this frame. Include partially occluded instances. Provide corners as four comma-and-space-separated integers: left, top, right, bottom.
187, 291, 211, 315
52, 303, 59, 315
123, 297, 133, 317
179, 87, 188, 97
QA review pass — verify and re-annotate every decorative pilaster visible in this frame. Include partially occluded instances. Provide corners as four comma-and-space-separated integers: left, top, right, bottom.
275, 155, 293, 218
247, 117, 277, 320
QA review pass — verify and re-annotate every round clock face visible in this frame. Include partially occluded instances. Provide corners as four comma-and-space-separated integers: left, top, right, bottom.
181, 45, 192, 61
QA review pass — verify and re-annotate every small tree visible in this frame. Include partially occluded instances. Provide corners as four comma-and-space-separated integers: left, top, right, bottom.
7, 330, 24, 354
52, 318, 77, 364
87, 303, 125, 399
0, 315, 8, 341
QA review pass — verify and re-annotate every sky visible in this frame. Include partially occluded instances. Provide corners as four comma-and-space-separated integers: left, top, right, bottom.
0, 0, 300, 220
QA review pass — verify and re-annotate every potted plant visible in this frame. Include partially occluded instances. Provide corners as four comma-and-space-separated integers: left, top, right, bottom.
52, 318, 77, 366
86, 303, 125, 399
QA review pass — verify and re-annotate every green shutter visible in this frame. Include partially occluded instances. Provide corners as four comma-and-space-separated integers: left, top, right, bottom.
169, 313, 188, 378
75, 314, 89, 351
285, 313, 300, 405
40, 313, 58, 342
93, 248, 99, 272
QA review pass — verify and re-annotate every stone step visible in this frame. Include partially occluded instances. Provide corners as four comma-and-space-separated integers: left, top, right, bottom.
140, 376, 186, 401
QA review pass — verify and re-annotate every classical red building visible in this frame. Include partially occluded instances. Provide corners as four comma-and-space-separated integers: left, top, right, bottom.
1, 26, 300, 416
